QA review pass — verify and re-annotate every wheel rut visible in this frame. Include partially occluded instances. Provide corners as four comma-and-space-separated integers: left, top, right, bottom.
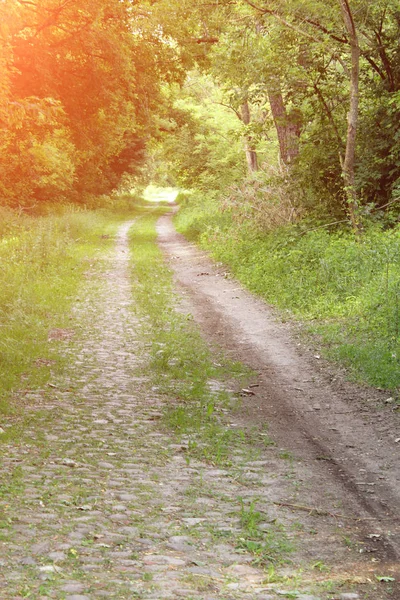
157, 212, 400, 575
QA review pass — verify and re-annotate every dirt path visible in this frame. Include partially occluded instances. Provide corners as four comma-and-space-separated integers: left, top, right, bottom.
0, 217, 398, 600
157, 214, 400, 580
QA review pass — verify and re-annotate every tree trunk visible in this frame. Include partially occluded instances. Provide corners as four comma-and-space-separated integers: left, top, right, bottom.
240, 101, 258, 172
339, 0, 362, 237
267, 89, 300, 166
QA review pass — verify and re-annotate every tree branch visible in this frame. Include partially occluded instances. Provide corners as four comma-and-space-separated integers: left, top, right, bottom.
214, 101, 242, 120
242, 0, 348, 45
195, 37, 219, 44
313, 82, 344, 167
361, 52, 386, 82
34, 0, 78, 35
242, 0, 322, 43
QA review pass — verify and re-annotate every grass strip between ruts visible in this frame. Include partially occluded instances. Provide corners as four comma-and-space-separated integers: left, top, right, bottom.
128, 207, 253, 465
128, 206, 294, 567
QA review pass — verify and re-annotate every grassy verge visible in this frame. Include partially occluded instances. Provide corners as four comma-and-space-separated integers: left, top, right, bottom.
128, 208, 296, 568
0, 200, 141, 419
175, 191, 400, 393
128, 208, 254, 464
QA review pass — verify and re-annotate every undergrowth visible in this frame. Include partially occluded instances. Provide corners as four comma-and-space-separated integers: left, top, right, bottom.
175, 192, 400, 392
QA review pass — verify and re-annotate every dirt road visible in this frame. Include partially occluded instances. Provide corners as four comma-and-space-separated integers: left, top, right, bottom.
1, 215, 399, 600
157, 213, 400, 579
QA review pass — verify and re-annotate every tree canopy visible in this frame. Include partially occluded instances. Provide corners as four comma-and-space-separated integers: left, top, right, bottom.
152, 0, 400, 226
1, 0, 399, 223
0, 0, 184, 207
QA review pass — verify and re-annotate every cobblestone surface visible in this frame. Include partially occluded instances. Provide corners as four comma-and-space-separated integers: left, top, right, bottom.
0, 222, 364, 599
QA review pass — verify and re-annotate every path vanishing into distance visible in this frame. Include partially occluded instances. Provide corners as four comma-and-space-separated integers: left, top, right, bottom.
1, 208, 399, 600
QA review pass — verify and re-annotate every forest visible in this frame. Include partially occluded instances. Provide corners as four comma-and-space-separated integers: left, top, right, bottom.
1, 5, 400, 598
1, 0, 400, 389
1, 0, 399, 216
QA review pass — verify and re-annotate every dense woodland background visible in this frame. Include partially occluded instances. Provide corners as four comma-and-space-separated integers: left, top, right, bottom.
0, 0, 399, 390
1, 0, 400, 220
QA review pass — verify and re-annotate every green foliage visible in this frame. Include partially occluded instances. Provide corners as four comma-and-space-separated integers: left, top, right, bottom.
0, 97, 76, 206
153, 0, 400, 390
176, 196, 400, 390
0, 0, 184, 208
151, 74, 246, 191
154, 0, 400, 221
236, 498, 293, 566
174, 190, 233, 240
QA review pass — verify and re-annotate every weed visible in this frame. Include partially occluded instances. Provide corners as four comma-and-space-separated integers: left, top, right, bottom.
236, 529, 292, 566
312, 560, 330, 572
182, 573, 216, 592
67, 548, 79, 560
343, 535, 355, 548
279, 451, 294, 461
239, 498, 263, 535
234, 498, 293, 566
0, 466, 24, 499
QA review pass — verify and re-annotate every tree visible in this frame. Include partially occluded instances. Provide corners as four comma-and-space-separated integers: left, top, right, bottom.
156, 0, 400, 225
151, 74, 246, 190
0, 0, 184, 207
338, 0, 362, 235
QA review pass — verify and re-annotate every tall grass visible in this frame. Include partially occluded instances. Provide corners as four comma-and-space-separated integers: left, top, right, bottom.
175, 192, 400, 391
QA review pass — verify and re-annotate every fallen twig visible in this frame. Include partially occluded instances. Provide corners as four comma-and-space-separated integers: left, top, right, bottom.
273, 501, 397, 522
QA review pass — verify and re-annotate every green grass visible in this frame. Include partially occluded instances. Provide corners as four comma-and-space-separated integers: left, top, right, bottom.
0, 200, 142, 418
175, 191, 400, 392
131, 207, 256, 464
235, 498, 293, 566
128, 208, 254, 467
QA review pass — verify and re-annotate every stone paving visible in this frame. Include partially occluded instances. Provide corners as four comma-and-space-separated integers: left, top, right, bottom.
0, 222, 361, 599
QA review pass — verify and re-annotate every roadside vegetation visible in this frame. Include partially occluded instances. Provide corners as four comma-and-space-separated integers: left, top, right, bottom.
0, 199, 140, 420
175, 193, 400, 391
